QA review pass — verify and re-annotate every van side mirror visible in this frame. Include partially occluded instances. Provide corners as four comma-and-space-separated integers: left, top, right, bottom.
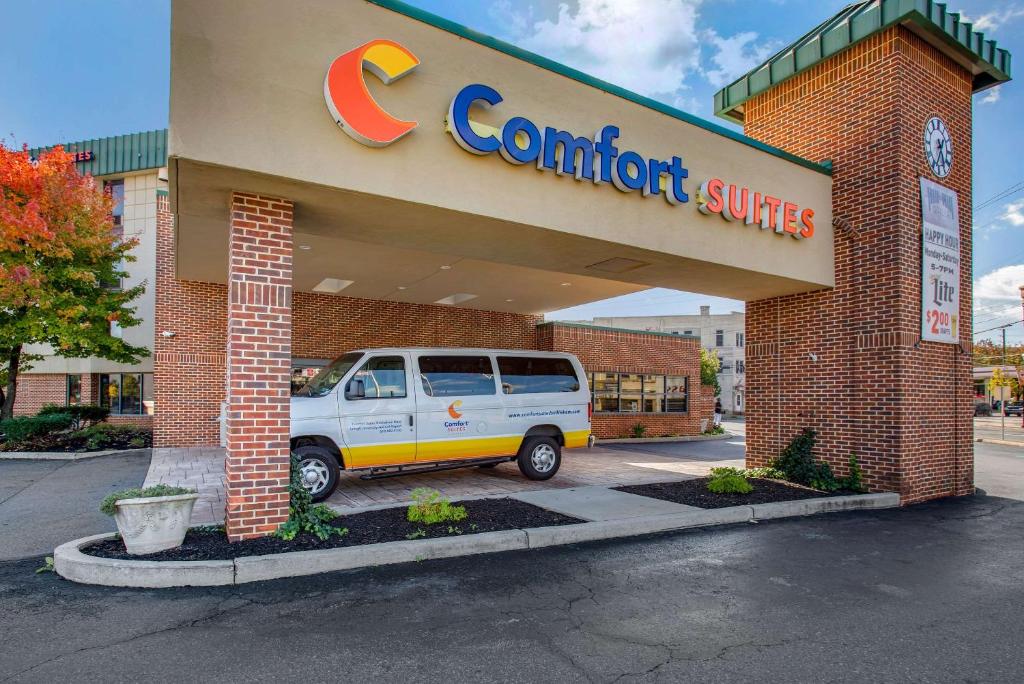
346, 378, 365, 400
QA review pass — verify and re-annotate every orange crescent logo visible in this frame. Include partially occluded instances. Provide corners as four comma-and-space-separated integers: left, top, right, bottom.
447, 401, 463, 419
324, 39, 420, 147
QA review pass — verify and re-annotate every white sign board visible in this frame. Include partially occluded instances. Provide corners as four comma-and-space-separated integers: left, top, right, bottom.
920, 178, 960, 343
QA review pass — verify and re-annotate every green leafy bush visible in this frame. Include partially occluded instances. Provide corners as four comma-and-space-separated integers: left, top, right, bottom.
407, 488, 467, 525
38, 403, 109, 429
276, 453, 348, 541
771, 428, 834, 488
745, 466, 786, 479
707, 467, 753, 494
703, 424, 725, 435
840, 455, 866, 493
100, 484, 195, 516
74, 424, 152, 451
1, 413, 75, 444
630, 422, 647, 438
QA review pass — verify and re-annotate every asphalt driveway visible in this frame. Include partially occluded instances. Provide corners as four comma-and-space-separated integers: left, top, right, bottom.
0, 443, 1022, 681
0, 452, 151, 561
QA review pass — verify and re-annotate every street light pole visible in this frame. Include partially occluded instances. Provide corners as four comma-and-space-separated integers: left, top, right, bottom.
1002, 327, 1007, 441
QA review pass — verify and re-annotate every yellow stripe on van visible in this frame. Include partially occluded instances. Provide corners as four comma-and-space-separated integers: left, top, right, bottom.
342, 430, 592, 469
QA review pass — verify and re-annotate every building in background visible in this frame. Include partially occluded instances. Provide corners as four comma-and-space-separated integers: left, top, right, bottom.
570, 306, 746, 414
15, 132, 167, 425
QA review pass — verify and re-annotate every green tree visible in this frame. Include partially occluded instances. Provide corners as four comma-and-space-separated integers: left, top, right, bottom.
0, 143, 148, 419
700, 347, 721, 397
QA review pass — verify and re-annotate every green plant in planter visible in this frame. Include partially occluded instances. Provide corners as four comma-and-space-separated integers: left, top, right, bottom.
630, 422, 647, 438
707, 467, 753, 494
276, 453, 348, 541
745, 466, 786, 479
407, 488, 467, 525
100, 485, 195, 516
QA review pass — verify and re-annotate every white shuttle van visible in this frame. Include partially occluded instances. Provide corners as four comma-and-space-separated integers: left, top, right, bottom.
290, 348, 593, 501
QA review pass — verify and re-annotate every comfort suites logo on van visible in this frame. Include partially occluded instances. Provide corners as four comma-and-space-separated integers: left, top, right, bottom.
447, 401, 463, 419
323, 39, 420, 147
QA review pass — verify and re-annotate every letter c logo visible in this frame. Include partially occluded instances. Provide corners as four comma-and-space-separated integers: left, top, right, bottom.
447, 401, 463, 419
324, 39, 420, 147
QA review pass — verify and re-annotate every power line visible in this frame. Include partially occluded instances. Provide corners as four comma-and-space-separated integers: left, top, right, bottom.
974, 319, 1024, 336
974, 180, 1024, 213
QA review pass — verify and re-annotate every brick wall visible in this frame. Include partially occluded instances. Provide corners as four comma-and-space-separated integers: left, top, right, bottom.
12, 374, 66, 416
742, 28, 974, 502
223, 192, 294, 541
538, 323, 710, 438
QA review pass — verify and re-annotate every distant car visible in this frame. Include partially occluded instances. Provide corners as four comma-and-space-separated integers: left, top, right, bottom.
1004, 402, 1023, 417
974, 403, 992, 417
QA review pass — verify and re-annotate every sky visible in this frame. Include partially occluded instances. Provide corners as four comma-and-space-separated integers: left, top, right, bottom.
2, 0, 1022, 340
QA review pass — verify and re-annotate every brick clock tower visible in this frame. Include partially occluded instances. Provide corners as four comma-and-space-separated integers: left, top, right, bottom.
715, 1, 1012, 502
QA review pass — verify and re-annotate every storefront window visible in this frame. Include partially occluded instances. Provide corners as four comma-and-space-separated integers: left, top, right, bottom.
66, 375, 82, 405
589, 372, 688, 414
98, 373, 151, 415
591, 372, 619, 413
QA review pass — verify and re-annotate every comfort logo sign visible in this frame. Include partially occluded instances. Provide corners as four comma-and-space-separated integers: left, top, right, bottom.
324, 39, 420, 147
447, 401, 464, 419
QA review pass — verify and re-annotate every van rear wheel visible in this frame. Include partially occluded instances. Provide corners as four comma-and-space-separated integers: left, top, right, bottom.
293, 445, 339, 503
517, 437, 561, 480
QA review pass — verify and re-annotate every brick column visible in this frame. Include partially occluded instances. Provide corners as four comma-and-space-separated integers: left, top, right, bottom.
225, 192, 294, 541
742, 29, 974, 503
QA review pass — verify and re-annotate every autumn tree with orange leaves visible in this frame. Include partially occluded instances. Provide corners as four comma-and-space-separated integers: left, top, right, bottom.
0, 143, 147, 419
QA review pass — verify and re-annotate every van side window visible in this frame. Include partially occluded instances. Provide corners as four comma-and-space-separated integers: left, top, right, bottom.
418, 356, 496, 397
350, 356, 407, 399
497, 356, 579, 394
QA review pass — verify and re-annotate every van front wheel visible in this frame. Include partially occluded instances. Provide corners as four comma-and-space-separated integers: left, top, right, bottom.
293, 445, 339, 503
517, 437, 561, 480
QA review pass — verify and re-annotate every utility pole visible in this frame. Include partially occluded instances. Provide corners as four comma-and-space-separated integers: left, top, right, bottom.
1002, 326, 1007, 441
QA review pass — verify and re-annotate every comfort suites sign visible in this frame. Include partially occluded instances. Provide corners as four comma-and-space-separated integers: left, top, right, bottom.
169, 0, 834, 300
325, 38, 818, 242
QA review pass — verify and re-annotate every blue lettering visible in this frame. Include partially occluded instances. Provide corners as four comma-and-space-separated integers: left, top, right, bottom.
541, 128, 595, 180
612, 151, 647, 192
500, 116, 542, 165
594, 125, 619, 184
448, 84, 502, 155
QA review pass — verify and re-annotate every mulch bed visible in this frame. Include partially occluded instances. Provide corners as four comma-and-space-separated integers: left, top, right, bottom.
615, 478, 853, 509
83, 497, 581, 562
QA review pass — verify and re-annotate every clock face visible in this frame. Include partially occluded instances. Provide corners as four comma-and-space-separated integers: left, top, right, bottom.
924, 116, 953, 178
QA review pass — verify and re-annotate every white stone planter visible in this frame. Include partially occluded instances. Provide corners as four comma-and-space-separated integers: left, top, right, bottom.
113, 493, 199, 555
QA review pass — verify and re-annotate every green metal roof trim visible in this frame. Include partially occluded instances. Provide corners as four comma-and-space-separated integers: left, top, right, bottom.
714, 0, 1013, 123
366, 0, 830, 176
28, 129, 168, 177
538, 321, 701, 341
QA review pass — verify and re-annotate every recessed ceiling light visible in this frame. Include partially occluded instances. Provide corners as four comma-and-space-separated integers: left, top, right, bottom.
298, 244, 312, 250
434, 293, 477, 306
560, 282, 571, 286
505, 298, 514, 302
312, 278, 354, 294
439, 265, 452, 270
397, 286, 408, 290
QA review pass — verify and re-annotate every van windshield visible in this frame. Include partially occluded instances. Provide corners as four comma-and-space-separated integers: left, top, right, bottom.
296, 352, 363, 397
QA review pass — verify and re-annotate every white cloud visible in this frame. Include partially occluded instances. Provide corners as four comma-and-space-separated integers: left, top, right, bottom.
975, 264, 1024, 302
1003, 201, 1024, 226
978, 85, 1001, 105
960, 6, 1024, 32
511, 0, 704, 100
704, 30, 780, 88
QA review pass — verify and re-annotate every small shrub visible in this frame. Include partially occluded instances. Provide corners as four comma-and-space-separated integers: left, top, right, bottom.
703, 424, 725, 435
1, 413, 75, 444
75, 424, 152, 451
707, 467, 753, 495
630, 422, 647, 438
38, 404, 109, 429
839, 454, 866, 493
405, 529, 426, 540
276, 453, 348, 541
745, 466, 786, 479
407, 488, 467, 525
100, 484, 195, 516
772, 428, 833, 488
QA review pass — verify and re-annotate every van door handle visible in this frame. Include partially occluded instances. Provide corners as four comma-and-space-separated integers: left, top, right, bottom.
409, 415, 414, 427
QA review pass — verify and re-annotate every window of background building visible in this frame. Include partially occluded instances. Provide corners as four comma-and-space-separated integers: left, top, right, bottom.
66, 375, 82, 405
736, 332, 744, 347
418, 356, 496, 397
351, 356, 406, 398
99, 373, 152, 415
715, 330, 724, 347
104, 179, 125, 228
497, 356, 579, 394
683, 330, 693, 336
588, 372, 688, 413
736, 360, 745, 374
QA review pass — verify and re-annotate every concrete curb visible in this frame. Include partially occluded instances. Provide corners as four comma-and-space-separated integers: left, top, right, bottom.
54, 492, 899, 588
0, 448, 150, 462
975, 437, 1024, 448
598, 433, 735, 444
